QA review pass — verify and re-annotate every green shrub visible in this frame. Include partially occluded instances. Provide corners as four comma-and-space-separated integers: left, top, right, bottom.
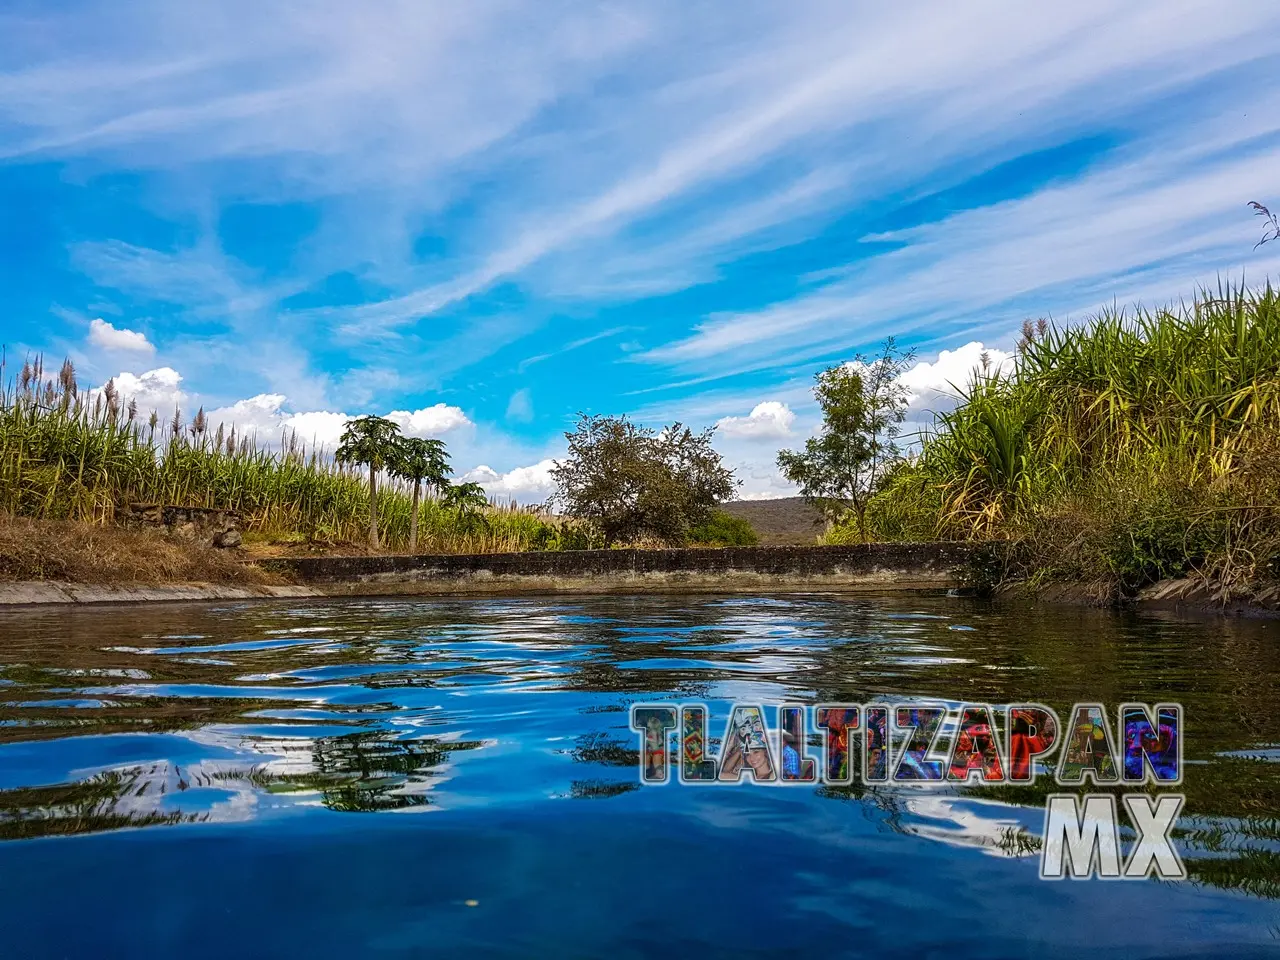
688, 510, 759, 546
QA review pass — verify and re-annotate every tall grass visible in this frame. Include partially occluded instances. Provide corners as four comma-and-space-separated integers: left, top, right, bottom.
0, 357, 590, 554
862, 281, 1280, 596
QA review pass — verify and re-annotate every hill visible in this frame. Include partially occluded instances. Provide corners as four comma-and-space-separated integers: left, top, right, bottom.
720, 497, 826, 546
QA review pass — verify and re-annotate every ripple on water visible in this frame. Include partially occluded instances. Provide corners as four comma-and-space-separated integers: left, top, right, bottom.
0, 592, 1278, 955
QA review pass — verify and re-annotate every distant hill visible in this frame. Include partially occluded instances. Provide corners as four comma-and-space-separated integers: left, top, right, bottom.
720, 497, 827, 546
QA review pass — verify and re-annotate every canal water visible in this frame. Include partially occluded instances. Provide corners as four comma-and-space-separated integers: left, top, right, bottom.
0, 594, 1276, 958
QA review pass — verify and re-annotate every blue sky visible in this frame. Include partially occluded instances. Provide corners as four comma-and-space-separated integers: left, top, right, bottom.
3, 1, 1280, 501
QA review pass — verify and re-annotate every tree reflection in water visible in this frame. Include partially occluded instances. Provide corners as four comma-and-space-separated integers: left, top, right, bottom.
0, 731, 484, 837
0, 593, 1277, 905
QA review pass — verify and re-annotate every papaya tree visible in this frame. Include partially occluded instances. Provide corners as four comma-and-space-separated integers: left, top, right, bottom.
389, 436, 451, 552
443, 481, 490, 535
335, 415, 402, 549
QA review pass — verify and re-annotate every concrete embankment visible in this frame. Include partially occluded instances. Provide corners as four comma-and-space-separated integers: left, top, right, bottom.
0, 581, 319, 607
0, 542, 980, 607
259, 542, 978, 596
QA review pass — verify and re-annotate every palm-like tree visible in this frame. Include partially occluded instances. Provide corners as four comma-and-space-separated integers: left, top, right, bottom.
389, 436, 451, 552
335, 415, 402, 549
443, 481, 490, 535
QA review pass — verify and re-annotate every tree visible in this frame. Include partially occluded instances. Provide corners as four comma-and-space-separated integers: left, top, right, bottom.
335, 415, 402, 549
442, 481, 490, 535
550, 413, 737, 546
777, 338, 914, 542
389, 436, 451, 552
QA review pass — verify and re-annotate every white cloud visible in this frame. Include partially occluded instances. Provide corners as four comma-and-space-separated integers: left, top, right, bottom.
463, 459, 557, 504
276, 410, 353, 450
505, 388, 533, 423
715, 401, 795, 439
93, 366, 185, 416
220, 403, 472, 451
641, 138, 1280, 378
88, 317, 154, 354
89, 364, 470, 452
728, 458, 800, 501
897, 341, 1015, 413
386, 404, 473, 438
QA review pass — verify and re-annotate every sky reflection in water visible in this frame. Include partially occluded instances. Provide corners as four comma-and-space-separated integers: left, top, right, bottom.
0, 594, 1277, 958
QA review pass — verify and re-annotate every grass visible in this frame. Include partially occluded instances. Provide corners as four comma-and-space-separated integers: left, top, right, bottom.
0, 357, 595, 557
848, 280, 1280, 601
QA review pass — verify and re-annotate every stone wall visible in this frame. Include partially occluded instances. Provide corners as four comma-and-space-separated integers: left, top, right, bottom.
262, 542, 981, 595
118, 503, 243, 547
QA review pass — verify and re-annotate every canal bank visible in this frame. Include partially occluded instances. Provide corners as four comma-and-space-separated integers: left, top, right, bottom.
0, 542, 979, 606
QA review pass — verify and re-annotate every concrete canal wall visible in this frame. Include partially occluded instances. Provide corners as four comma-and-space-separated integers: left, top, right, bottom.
0, 543, 985, 606
259, 542, 980, 596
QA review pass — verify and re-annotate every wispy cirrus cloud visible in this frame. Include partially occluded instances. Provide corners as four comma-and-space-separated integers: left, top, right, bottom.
640, 133, 1280, 377
6, 1, 1280, 489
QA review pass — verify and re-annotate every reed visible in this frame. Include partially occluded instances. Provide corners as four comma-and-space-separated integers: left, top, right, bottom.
860, 280, 1280, 595
0, 358, 588, 554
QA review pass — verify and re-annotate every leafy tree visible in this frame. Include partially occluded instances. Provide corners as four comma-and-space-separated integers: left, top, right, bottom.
777, 338, 914, 542
550, 413, 737, 546
689, 509, 760, 546
335, 415, 402, 549
389, 436, 451, 552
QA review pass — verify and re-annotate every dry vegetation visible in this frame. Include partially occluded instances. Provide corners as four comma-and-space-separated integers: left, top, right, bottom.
720, 498, 825, 545
0, 514, 279, 585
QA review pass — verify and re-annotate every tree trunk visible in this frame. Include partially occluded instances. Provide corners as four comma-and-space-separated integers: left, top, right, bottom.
410, 480, 421, 553
368, 466, 380, 549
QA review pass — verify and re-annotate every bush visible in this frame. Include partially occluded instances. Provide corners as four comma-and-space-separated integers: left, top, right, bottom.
688, 510, 760, 546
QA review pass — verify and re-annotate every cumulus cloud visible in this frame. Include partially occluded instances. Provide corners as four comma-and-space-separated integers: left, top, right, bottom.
897, 341, 1015, 413
205, 401, 472, 450
730, 459, 800, 500
202, 393, 288, 437
463, 459, 558, 504
93, 366, 185, 415
90, 365, 471, 452
88, 317, 154, 354
715, 401, 796, 439
386, 404, 473, 438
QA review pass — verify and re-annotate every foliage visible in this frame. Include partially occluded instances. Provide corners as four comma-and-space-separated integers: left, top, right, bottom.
778, 338, 914, 542
441, 481, 490, 536
688, 509, 760, 547
442, 481, 489, 513
335, 415, 402, 549
335, 415, 402, 473
549, 413, 737, 546
388, 436, 450, 552
866, 282, 1280, 599
389, 437, 450, 492
0, 357, 583, 555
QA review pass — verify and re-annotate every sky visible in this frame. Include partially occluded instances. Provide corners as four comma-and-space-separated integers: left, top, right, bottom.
3, 1, 1280, 502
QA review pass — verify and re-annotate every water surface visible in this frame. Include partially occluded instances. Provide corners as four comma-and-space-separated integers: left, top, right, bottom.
0, 593, 1277, 958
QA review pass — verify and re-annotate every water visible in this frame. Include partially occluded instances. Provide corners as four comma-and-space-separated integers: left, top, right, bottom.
0, 593, 1277, 958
